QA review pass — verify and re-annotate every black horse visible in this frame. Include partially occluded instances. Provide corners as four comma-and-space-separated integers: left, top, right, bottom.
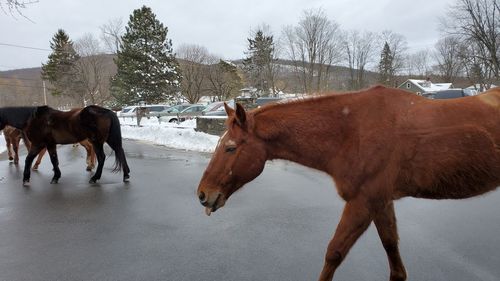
0, 105, 130, 186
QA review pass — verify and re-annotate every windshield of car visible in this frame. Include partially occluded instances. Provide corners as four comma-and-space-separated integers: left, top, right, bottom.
202, 102, 223, 112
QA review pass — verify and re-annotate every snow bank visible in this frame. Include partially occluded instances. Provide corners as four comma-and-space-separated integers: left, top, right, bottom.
0, 117, 219, 156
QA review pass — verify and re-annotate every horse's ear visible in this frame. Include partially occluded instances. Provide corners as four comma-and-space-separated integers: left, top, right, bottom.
234, 103, 247, 126
224, 102, 235, 116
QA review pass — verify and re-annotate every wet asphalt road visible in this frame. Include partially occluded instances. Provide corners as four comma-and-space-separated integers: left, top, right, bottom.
0, 139, 499, 281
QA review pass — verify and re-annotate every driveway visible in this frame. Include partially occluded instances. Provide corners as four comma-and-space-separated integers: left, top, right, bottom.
0, 140, 499, 280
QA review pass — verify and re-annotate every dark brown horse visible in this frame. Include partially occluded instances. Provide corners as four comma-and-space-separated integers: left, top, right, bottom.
0, 105, 130, 186
197, 85, 500, 281
2, 125, 96, 171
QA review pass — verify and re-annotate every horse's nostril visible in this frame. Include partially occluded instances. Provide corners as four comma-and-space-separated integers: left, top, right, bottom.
199, 191, 206, 203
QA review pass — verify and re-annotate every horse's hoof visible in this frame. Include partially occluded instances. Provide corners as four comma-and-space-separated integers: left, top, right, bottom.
50, 179, 59, 184
23, 181, 30, 187
86, 167, 92, 172
8, 157, 13, 161
32, 167, 38, 171
89, 178, 97, 184
123, 175, 130, 182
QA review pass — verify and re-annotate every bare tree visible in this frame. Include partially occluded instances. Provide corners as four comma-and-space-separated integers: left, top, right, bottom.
205, 56, 242, 101
458, 40, 496, 90
442, 0, 500, 78
379, 30, 408, 85
434, 36, 463, 82
0, 0, 37, 19
281, 8, 343, 93
74, 33, 111, 106
177, 44, 209, 103
100, 18, 124, 54
344, 30, 376, 89
407, 50, 432, 77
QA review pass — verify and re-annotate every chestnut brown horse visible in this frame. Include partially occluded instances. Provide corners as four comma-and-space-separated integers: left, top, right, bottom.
197, 85, 500, 281
2, 125, 96, 170
0, 105, 129, 186
33, 139, 96, 171
2, 125, 28, 165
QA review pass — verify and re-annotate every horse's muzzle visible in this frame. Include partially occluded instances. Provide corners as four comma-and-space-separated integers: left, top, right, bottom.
198, 191, 224, 216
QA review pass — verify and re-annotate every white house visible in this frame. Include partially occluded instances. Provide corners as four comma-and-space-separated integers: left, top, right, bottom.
398, 79, 453, 95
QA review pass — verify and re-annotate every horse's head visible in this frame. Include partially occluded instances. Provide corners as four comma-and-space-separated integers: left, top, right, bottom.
197, 103, 268, 216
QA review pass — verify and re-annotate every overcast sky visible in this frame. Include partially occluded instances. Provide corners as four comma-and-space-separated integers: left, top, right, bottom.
0, 0, 455, 71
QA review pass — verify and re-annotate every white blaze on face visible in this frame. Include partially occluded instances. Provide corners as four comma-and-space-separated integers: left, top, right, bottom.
226, 139, 236, 146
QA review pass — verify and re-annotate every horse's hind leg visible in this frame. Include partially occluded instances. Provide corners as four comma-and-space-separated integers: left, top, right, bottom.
89, 143, 105, 183
318, 196, 373, 281
81, 140, 95, 171
374, 201, 407, 281
47, 144, 61, 184
32, 148, 46, 171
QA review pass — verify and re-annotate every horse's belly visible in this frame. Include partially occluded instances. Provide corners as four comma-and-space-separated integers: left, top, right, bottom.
398, 125, 500, 199
52, 131, 82, 144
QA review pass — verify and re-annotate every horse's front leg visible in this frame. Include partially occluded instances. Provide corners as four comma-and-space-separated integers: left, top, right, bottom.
5, 137, 13, 161
47, 144, 61, 184
318, 196, 373, 281
89, 143, 105, 183
374, 201, 407, 281
12, 138, 20, 164
23, 146, 44, 186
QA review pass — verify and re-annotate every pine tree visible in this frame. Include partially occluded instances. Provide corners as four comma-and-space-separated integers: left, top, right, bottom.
111, 5, 182, 105
378, 42, 394, 86
41, 29, 81, 99
243, 30, 276, 96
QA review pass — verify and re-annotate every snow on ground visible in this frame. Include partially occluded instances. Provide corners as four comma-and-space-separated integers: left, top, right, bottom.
119, 117, 220, 153
0, 117, 220, 155
0, 133, 6, 154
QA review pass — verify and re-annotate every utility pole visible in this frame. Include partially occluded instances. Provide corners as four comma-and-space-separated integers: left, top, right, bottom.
42, 80, 47, 105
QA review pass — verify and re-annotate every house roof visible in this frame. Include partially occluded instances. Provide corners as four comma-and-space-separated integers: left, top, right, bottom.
401, 79, 453, 93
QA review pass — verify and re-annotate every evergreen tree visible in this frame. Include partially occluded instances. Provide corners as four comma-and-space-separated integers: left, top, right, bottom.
243, 29, 276, 96
41, 29, 82, 99
378, 42, 394, 86
111, 5, 181, 105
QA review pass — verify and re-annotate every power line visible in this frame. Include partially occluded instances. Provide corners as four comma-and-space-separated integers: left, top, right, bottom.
0, 42, 50, 52
0, 76, 41, 81
0, 82, 43, 89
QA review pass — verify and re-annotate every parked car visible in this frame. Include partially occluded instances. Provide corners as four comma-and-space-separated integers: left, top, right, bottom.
424, 89, 472, 100
155, 104, 193, 117
160, 104, 206, 123
119, 104, 170, 118
202, 100, 235, 116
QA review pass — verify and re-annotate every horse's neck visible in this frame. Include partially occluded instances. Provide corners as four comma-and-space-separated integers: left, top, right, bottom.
255, 98, 349, 172
0, 108, 34, 130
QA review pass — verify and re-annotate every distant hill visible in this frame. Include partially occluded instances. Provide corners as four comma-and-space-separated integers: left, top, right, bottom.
0, 54, 116, 107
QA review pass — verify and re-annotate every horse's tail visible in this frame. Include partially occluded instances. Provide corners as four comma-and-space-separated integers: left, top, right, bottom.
106, 110, 128, 174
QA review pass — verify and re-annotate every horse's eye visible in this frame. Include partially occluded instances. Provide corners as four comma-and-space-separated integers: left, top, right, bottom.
225, 146, 237, 153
